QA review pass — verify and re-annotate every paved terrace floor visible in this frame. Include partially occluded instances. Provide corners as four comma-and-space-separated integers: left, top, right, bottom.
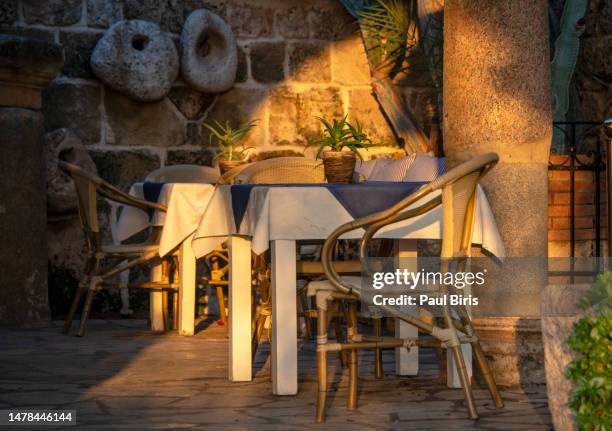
0, 320, 552, 430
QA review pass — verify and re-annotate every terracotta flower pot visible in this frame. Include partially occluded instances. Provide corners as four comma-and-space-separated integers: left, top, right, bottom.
321, 151, 356, 183
218, 159, 246, 176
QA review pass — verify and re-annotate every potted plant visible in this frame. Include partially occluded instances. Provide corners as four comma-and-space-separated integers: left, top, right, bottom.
204, 119, 257, 175
310, 115, 375, 183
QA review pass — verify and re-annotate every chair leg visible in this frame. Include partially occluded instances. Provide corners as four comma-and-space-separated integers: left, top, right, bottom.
472, 341, 504, 408
172, 290, 179, 331
162, 290, 169, 331
77, 282, 97, 337
450, 344, 479, 419
316, 305, 328, 423
251, 308, 266, 360
373, 318, 383, 379
63, 256, 95, 334
347, 301, 358, 411
443, 306, 478, 419
334, 315, 347, 368
63, 279, 87, 334
216, 285, 228, 330
298, 289, 312, 339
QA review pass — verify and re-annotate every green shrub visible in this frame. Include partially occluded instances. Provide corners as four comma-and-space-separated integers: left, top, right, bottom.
566, 272, 612, 431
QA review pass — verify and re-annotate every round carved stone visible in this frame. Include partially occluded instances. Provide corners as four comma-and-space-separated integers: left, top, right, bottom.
91, 20, 179, 102
180, 9, 237, 93
45, 128, 97, 215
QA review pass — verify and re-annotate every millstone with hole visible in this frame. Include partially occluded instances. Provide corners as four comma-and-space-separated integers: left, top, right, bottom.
180, 9, 237, 93
91, 20, 179, 102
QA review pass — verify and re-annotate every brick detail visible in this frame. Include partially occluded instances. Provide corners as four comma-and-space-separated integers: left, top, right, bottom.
548, 155, 607, 255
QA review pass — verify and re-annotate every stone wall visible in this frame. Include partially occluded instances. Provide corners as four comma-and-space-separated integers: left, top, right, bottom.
0, 0, 436, 315
0, 0, 433, 186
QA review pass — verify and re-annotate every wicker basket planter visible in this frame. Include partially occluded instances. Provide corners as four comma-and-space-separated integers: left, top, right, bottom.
218, 160, 246, 176
321, 151, 356, 183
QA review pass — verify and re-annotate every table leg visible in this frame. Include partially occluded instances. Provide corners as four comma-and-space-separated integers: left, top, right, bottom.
149, 263, 164, 331
395, 239, 419, 376
178, 234, 196, 336
228, 235, 252, 382
271, 240, 298, 395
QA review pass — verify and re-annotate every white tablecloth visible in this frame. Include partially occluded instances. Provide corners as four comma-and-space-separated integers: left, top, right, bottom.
191, 185, 505, 258
116, 183, 215, 256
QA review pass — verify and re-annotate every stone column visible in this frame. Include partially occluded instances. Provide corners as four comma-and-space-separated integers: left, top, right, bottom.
0, 35, 63, 326
443, 1, 552, 384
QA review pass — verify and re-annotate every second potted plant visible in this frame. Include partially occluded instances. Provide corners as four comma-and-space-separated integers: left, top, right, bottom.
204, 119, 257, 175
311, 115, 375, 183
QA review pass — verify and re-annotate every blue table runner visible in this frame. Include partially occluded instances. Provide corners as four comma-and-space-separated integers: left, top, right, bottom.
142, 182, 165, 219
230, 182, 426, 231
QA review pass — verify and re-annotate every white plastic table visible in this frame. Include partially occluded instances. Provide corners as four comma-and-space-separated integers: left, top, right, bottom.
192, 184, 505, 395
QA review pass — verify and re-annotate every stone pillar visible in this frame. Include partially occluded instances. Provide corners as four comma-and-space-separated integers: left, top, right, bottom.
443, 1, 552, 384
0, 35, 63, 326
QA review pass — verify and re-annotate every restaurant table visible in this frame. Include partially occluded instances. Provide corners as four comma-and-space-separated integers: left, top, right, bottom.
116, 182, 215, 335
191, 182, 505, 395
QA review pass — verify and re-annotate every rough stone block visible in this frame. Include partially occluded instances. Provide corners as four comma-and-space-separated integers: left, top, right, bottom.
275, 6, 310, 39
308, 4, 358, 41
167, 148, 215, 166
250, 41, 285, 84
288, 41, 331, 83
348, 88, 395, 145
168, 86, 216, 121
331, 35, 370, 86
268, 86, 300, 146
184, 0, 228, 21
42, 82, 101, 145
0, 0, 17, 25
184, 123, 203, 146
59, 31, 102, 78
0, 26, 56, 42
204, 87, 266, 148
236, 44, 247, 83
89, 149, 160, 191
23, 0, 82, 26
229, 3, 273, 38
297, 87, 344, 144
87, 0, 121, 28
123, 0, 184, 33
104, 90, 185, 147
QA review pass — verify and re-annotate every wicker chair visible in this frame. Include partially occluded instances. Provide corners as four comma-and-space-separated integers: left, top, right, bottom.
308, 153, 504, 422
235, 157, 325, 184
60, 161, 178, 337
145, 164, 219, 183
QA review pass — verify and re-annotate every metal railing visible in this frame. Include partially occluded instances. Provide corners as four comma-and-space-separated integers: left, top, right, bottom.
548, 120, 612, 279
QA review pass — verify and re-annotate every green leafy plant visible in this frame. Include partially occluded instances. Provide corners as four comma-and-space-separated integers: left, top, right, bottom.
358, 0, 419, 78
309, 114, 376, 160
566, 272, 612, 431
203, 119, 257, 161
